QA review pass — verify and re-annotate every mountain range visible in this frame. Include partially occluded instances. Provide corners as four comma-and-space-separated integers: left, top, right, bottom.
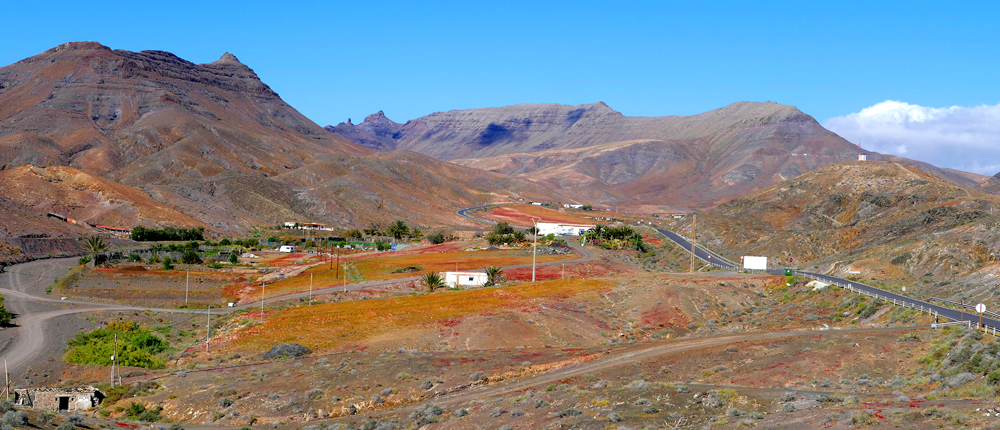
329, 102, 989, 210
0, 42, 558, 252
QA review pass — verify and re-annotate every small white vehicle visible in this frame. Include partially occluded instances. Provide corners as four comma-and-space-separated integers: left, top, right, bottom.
278, 245, 295, 253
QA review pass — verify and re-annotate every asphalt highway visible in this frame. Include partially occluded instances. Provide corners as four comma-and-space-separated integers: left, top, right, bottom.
651, 227, 1000, 331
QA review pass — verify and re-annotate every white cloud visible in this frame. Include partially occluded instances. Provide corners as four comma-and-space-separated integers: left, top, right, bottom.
824, 100, 1000, 176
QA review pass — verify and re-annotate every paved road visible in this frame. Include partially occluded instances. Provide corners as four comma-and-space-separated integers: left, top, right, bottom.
456, 203, 512, 225
781, 269, 1000, 330
654, 228, 738, 269
651, 227, 1000, 331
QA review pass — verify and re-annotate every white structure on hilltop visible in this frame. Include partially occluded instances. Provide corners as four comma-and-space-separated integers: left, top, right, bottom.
444, 272, 488, 289
858, 153, 867, 161
536, 222, 595, 236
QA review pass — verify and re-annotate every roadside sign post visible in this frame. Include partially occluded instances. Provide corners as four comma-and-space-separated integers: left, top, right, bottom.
961, 299, 964, 322
977, 303, 987, 328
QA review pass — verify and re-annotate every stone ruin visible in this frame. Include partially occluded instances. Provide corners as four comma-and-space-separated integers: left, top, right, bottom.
13, 386, 103, 411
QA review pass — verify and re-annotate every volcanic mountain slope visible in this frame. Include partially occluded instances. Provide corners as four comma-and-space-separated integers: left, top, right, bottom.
676, 160, 1000, 300
0, 42, 559, 236
331, 102, 979, 209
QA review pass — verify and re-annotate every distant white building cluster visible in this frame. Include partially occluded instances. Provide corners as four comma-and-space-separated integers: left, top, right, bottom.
536, 222, 595, 236
563, 204, 584, 209
283, 222, 334, 231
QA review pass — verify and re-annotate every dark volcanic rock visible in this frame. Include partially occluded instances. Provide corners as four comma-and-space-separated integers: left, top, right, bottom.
262, 343, 311, 360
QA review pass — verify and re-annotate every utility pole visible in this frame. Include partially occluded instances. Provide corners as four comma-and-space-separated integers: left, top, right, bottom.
185, 270, 190, 305
112, 334, 118, 387
260, 282, 265, 324
690, 214, 697, 273
532, 218, 539, 282
309, 273, 313, 305
206, 306, 211, 353
343, 263, 347, 293
4, 356, 8, 401
562, 263, 565, 279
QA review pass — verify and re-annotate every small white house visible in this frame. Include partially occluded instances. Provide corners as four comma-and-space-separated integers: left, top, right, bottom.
278, 245, 296, 253
536, 222, 595, 236
563, 204, 584, 209
531, 202, 545, 206
444, 272, 488, 289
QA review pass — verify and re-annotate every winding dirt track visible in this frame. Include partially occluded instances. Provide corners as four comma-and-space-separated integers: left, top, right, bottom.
0, 240, 595, 375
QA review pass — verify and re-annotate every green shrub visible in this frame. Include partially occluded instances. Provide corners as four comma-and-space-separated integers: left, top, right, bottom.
78, 255, 92, 265
64, 320, 168, 368
0, 295, 11, 326
181, 250, 202, 264
428, 233, 446, 244
161, 256, 174, 270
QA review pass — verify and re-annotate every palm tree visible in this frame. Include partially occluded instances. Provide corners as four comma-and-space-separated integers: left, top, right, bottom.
485, 266, 503, 286
630, 233, 645, 251
387, 220, 411, 240
423, 272, 446, 292
84, 236, 109, 264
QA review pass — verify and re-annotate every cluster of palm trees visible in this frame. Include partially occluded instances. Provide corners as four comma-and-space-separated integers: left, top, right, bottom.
423, 266, 504, 292
485, 222, 527, 246
581, 224, 649, 252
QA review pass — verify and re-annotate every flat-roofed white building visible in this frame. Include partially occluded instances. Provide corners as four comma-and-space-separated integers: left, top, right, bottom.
444, 272, 488, 289
536, 222, 595, 236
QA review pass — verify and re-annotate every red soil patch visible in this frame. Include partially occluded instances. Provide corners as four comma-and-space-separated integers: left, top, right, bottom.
487, 205, 594, 226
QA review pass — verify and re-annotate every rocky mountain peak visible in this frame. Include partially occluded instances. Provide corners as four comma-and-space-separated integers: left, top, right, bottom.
46, 41, 112, 54
215, 52, 242, 64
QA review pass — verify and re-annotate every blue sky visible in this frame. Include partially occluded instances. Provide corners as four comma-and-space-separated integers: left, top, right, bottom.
3, 1, 999, 171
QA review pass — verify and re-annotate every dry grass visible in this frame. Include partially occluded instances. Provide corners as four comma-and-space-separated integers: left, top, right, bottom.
487, 205, 595, 226
254, 248, 577, 298
225, 277, 611, 353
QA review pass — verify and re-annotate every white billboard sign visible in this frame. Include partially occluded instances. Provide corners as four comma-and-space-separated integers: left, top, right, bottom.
743, 256, 767, 270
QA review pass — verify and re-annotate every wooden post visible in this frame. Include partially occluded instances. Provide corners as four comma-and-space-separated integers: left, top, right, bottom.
4, 356, 8, 401
113, 333, 118, 387
185, 270, 190, 305
206, 306, 211, 353
309, 273, 313, 305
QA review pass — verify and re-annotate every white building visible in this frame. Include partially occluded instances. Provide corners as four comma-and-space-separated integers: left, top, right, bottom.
536, 222, 595, 236
563, 204, 584, 209
444, 272, 488, 289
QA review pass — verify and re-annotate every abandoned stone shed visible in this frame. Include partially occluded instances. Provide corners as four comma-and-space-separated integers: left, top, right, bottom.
13, 386, 103, 411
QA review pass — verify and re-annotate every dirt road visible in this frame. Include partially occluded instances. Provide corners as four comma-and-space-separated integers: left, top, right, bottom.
0, 240, 596, 375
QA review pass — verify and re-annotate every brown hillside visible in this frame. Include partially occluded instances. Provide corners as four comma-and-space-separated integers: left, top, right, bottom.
0, 42, 561, 237
677, 161, 1000, 301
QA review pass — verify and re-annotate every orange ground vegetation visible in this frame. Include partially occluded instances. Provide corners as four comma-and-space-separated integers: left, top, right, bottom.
225, 278, 612, 353
487, 205, 595, 226
252, 248, 578, 298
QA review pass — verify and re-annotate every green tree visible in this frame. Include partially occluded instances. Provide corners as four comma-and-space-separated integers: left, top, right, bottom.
161, 256, 174, 271
427, 233, 446, 244
386, 220, 411, 240
0, 294, 12, 325
181, 249, 202, 264
485, 266, 503, 286
423, 273, 446, 292
84, 235, 109, 258
345, 229, 363, 239
229, 253, 239, 264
